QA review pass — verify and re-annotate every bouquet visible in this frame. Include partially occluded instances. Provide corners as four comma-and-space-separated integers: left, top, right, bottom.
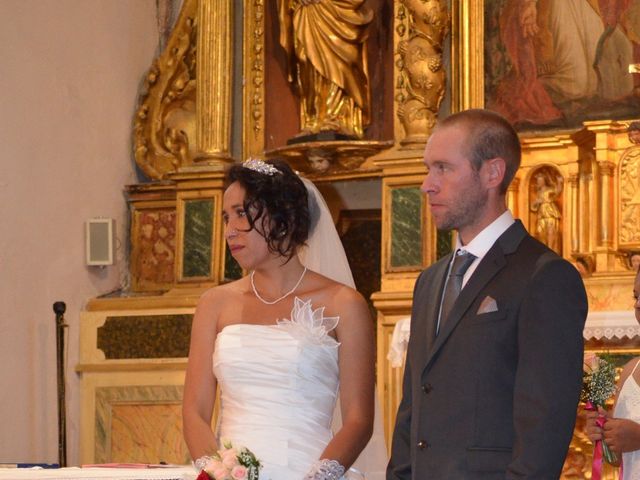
581, 353, 618, 467
196, 440, 261, 480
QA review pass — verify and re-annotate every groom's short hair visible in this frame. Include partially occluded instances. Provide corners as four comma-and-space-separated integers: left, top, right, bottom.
438, 109, 521, 194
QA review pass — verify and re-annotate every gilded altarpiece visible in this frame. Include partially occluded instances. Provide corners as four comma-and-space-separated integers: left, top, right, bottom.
78, 1, 640, 476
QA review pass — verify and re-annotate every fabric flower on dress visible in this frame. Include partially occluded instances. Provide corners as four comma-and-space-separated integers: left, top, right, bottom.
277, 297, 340, 347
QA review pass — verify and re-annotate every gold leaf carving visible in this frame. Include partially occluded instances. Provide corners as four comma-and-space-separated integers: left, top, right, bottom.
133, 0, 197, 180
619, 147, 640, 246
396, 0, 449, 145
251, 0, 264, 139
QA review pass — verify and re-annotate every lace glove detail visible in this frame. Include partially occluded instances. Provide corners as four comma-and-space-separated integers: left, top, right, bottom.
303, 459, 345, 479
193, 455, 214, 472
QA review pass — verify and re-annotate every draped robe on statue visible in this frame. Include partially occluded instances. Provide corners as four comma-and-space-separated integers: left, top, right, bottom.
277, 0, 372, 138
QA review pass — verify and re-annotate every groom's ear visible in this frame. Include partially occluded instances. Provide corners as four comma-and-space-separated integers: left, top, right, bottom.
481, 157, 506, 191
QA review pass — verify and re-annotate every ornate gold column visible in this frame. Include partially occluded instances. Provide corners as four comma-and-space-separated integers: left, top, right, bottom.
579, 120, 640, 274
451, 0, 483, 110
195, 0, 234, 165
584, 121, 626, 271
578, 168, 594, 256
242, 0, 265, 159
568, 173, 580, 253
394, 0, 449, 146
598, 161, 615, 248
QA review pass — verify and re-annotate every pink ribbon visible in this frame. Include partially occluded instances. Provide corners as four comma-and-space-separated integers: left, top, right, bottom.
586, 402, 605, 480
586, 401, 625, 478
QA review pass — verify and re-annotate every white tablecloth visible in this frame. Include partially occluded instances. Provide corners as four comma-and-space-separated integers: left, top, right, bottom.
0, 466, 197, 480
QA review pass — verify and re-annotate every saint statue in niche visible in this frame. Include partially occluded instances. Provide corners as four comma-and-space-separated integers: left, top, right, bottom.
530, 168, 564, 254
277, 0, 373, 140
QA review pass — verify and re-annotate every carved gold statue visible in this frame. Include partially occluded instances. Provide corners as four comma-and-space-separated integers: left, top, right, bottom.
620, 125, 640, 245
531, 170, 563, 254
277, 0, 373, 138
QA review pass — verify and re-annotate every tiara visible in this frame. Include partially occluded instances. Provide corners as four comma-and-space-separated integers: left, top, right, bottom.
242, 158, 282, 176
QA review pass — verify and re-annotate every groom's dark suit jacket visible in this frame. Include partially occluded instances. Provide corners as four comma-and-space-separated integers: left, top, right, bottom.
387, 221, 587, 479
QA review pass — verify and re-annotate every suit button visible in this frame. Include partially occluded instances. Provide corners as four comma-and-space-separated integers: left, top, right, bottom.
417, 440, 428, 450
422, 383, 432, 394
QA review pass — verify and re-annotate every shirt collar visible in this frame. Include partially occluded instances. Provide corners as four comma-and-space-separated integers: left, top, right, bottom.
455, 210, 515, 260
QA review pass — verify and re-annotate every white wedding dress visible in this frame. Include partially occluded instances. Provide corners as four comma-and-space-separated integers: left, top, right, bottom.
213, 298, 346, 480
613, 359, 640, 480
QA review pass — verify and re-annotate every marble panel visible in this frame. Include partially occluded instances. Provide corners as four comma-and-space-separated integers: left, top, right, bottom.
224, 243, 242, 281
132, 209, 177, 291
97, 314, 193, 359
436, 229, 453, 260
95, 385, 189, 464
183, 199, 214, 278
390, 187, 422, 268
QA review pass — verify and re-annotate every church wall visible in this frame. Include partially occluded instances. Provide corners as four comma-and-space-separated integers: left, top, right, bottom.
0, 0, 157, 465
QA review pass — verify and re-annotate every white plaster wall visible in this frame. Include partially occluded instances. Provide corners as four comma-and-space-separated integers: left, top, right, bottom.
0, 0, 158, 464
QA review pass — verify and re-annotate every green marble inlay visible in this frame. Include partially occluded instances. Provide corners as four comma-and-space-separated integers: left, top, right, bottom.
436, 229, 453, 260
97, 314, 193, 359
183, 199, 214, 278
391, 187, 423, 267
224, 243, 243, 281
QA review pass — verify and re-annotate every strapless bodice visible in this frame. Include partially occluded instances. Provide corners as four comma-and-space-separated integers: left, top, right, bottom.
212, 298, 340, 480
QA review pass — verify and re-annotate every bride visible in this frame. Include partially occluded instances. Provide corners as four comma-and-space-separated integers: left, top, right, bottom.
182, 158, 386, 479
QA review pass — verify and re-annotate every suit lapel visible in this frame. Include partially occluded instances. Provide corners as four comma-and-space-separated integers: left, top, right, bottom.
425, 257, 450, 352
421, 221, 528, 374
412, 256, 450, 369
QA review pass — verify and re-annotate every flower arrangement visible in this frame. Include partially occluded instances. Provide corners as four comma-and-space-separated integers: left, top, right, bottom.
196, 440, 261, 480
581, 353, 618, 466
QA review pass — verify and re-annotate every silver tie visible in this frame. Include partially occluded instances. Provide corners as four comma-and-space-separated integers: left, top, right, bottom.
437, 250, 476, 335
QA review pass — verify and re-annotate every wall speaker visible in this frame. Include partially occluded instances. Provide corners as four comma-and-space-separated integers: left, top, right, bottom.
85, 218, 114, 266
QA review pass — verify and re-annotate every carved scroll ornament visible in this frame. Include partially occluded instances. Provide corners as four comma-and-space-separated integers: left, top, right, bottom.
133, 0, 197, 180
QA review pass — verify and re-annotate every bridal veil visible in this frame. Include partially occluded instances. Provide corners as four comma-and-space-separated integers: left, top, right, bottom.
298, 178, 388, 480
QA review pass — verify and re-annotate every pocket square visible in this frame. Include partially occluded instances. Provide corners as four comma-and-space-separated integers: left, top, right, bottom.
477, 296, 498, 314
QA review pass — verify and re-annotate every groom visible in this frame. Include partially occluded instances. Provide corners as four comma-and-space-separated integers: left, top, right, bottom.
387, 109, 587, 479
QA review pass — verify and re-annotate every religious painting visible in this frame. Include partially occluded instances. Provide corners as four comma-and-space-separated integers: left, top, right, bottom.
484, 0, 640, 131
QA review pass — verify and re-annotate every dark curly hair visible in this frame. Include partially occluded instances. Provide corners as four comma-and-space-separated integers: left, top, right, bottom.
226, 159, 310, 259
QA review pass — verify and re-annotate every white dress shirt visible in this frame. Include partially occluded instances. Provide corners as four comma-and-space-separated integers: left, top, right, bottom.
454, 210, 515, 288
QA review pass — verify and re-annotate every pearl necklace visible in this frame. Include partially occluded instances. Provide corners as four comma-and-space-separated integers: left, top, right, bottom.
250, 267, 307, 305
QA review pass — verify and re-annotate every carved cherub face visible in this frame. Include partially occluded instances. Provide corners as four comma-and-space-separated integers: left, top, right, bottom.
307, 149, 331, 173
